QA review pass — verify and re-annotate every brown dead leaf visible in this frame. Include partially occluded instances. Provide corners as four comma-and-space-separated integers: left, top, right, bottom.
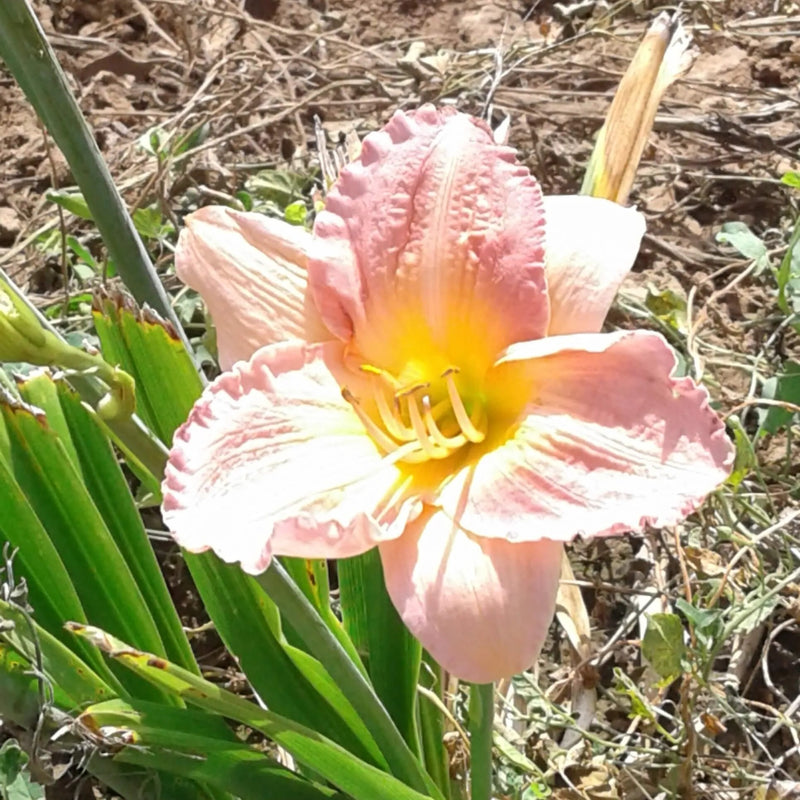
684, 545, 726, 578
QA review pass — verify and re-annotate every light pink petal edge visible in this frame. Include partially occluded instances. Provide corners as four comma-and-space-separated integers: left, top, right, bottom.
380, 508, 563, 682
175, 206, 328, 370
543, 195, 645, 336
162, 340, 414, 574
438, 330, 733, 543
309, 104, 549, 372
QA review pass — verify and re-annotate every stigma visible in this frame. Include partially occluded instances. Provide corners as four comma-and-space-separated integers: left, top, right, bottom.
342, 365, 486, 464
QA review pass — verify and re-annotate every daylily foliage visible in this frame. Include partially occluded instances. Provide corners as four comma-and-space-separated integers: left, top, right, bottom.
162, 106, 733, 682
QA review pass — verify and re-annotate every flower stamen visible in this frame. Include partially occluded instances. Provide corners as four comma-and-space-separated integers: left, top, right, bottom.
343, 387, 430, 464
421, 395, 468, 449
442, 368, 486, 443
406, 392, 453, 460
341, 387, 402, 454
347, 363, 487, 464
373, 383, 415, 442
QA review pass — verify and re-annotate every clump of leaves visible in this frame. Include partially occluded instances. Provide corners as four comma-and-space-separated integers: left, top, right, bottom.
0, 740, 45, 800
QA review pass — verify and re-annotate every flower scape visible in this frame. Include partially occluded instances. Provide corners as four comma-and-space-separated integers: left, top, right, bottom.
162, 105, 733, 683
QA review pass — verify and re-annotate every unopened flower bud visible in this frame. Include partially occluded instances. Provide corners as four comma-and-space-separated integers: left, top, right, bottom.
582, 12, 694, 204
0, 281, 48, 362
0, 279, 136, 422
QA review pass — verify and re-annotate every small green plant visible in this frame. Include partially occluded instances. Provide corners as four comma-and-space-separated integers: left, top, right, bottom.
0, 740, 45, 800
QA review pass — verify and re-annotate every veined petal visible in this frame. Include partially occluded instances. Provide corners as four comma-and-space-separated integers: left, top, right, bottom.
310, 105, 549, 378
380, 508, 563, 682
162, 341, 414, 574
175, 206, 328, 369
437, 330, 733, 543
543, 195, 645, 336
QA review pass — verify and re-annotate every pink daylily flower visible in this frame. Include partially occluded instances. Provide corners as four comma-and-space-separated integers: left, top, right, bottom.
162, 106, 733, 683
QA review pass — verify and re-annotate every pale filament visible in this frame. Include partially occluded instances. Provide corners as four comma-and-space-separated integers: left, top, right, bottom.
344, 365, 487, 463
442, 368, 486, 443
421, 395, 468, 449
342, 387, 430, 464
373, 383, 415, 442
406, 393, 453, 460
341, 388, 399, 453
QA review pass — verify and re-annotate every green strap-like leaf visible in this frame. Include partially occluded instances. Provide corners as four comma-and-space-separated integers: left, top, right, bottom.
82, 699, 347, 800
86, 756, 230, 800
92, 292, 205, 444
0, 608, 234, 800
86, 752, 236, 800
0, 598, 113, 709
15, 375, 81, 468
0, 402, 115, 681
0, 392, 174, 703
259, 563, 443, 799
282, 556, 366, 672
0, 453, 81, 638
53, 379, 198, 673
70, 623, 435, 800
186, 553, 384, 767
338, 549, 422, 751
0, 644, 54, 729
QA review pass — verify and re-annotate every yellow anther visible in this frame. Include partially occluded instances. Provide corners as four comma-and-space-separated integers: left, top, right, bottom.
359, 363, 402, 390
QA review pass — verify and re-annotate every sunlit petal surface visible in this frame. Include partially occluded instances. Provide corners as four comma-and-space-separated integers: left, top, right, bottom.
163, 340, 414, 574
436, 330, 733, 543
175, 206, 328, 369
380, 508, 563, 683
543, 195, 645, 335
310, 106, 549, 381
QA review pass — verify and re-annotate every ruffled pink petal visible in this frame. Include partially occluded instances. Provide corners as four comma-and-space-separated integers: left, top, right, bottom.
380, 508, 563, 682
309, 105, 549, 375
162, 340, 415, 574
437, 330, 733, 543
543, 195, 645, 335
175, 206, 328, 369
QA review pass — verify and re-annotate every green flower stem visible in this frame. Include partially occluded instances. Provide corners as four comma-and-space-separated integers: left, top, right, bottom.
0, 0, 191, 354
257, 561, 443, 800
75, 375, 169, 482
468, 683, 494, 800
418, 653, 451, 799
